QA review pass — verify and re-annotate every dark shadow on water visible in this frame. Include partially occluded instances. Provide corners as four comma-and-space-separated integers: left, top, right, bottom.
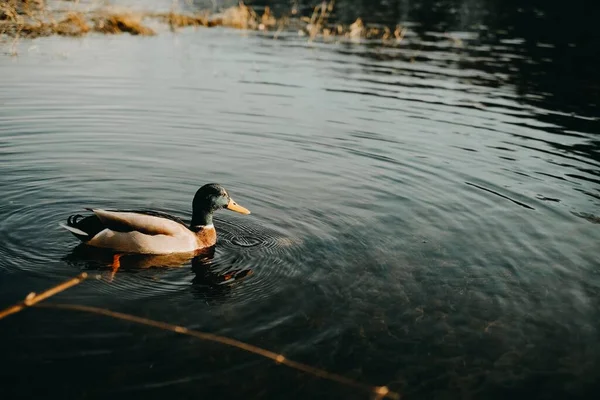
190, 254, 254, 302
62, 244, 254, 301
62, 243, 209, 271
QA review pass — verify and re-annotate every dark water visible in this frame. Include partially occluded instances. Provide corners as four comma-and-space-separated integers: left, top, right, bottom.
1, 0, 599, 399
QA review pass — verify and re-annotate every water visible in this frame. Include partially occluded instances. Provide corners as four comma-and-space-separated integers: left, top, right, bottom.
1, 1, 599, 399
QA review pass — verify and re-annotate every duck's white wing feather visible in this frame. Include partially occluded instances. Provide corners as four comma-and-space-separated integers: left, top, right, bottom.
90, 209, 187, 236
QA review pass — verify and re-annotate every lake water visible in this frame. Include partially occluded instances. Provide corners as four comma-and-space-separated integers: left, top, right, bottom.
1, 1, 599, 399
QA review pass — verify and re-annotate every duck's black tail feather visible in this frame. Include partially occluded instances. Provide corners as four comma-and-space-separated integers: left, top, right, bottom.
60, 212, 106, 242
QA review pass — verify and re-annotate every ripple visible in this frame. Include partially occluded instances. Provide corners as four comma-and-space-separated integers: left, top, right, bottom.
465, 181, 535, 210
2, 19, 600, 400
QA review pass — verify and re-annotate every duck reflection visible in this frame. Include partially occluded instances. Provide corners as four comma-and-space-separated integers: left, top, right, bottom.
63, 244, 253, 298
189, 253, 253, 302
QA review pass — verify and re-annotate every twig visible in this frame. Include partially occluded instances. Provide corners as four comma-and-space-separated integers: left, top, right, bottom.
37, 302, 401, 400
0, 272, 401, 398
0, 273, 88, 320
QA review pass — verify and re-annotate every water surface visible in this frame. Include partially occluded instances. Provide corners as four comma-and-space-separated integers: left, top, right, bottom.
1, 1, 599, 399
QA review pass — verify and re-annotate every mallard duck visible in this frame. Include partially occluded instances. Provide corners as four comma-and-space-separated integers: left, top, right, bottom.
60, 183, 250, 255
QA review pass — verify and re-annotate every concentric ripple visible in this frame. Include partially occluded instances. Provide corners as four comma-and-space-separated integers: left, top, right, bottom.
1, 11, 600, 400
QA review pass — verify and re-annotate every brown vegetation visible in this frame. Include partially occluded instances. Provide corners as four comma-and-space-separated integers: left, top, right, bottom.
93, 13, 155, 36
0, 9, 89, 38
153, 11, 210, 30
1, 0, 407, 46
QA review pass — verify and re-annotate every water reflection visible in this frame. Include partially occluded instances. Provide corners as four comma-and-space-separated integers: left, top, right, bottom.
63, 244, 253, 299
240, 0, 598, 123
190, 254, 254, 301
1, 0, 599, 398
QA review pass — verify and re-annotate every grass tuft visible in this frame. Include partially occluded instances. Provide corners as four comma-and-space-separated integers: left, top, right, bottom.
93, 13, 155, 36
153, 11, 209, 30
1, 0, 414, 50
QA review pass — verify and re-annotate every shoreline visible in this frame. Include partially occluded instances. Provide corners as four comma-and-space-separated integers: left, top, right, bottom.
1, 1, 407, 46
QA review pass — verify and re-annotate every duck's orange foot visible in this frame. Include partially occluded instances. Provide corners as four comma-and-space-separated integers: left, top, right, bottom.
111, 254, 121, 271
108, 254, 122, 282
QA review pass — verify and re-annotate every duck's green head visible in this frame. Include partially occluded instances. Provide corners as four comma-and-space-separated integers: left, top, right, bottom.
191, 183, 250, 227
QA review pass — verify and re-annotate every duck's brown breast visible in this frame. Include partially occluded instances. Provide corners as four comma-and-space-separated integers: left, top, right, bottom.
195, 226, 217, 248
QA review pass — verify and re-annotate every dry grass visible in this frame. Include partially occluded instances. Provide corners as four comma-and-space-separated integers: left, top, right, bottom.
0, 9, 89, 39
93, 13, 155, 36
260, 6, 276, 30
0, 3, 20, 21
212, 1, 259, 30
152, 11, 211, 30
1, 0, 410, 49
55, 12, 90, 36
1, 0, 44, 18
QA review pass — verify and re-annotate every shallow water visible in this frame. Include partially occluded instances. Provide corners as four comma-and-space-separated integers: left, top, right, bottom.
1, 1, 599, 399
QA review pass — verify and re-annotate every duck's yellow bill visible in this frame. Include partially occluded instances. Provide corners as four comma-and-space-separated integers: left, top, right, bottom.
226, 198, 251, 214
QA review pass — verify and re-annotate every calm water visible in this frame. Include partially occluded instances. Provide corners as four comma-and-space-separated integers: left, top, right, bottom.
1, 1, 599, 399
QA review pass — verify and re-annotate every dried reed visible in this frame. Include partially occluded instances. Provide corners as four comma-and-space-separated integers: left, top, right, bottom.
93, 12, 155, 36
0, 272, 88, 319
0, 272, 401, 399
1, 0, 408, 45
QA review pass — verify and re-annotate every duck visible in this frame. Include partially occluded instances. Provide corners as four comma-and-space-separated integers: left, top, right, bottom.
60, 183, 251, 256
